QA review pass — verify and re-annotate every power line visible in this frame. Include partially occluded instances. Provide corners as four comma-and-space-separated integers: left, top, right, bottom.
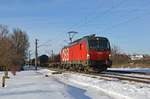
101, 11, 150, 33
70, 0, 125, 29
85, 0, 125, 24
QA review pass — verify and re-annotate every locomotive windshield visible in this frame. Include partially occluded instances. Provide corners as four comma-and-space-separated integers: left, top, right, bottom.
89, 38, 110, 51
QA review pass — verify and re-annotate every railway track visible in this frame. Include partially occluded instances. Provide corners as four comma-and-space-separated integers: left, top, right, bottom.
106, 70, 150, 75
97, 72, 150, 84
48, 68, 150, 84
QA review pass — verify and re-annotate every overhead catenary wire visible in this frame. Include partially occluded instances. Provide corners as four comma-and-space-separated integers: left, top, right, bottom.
85, 0, 125, 24
69, 0, 125, 29
101, 11, 150, 33
70, 0, 150, 34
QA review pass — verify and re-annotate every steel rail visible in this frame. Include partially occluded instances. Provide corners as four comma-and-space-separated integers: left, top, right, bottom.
48, 68, 150, 84
106, 70, 150, 75
97, 73, 150, 84
101, 72, 150, 80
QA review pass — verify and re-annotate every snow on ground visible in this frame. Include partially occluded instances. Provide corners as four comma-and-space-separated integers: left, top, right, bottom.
0, 69, 116, 99
37, 69, 116, 99
51, 71, 150, 99
0, 68, 149, 99
0, 71, 74, 99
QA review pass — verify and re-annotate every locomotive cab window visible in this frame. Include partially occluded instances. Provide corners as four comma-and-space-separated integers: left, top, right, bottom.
89, 38, 110, 51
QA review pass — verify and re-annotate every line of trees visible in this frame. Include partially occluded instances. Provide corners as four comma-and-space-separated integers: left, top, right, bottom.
111, 45, 150, 68
111, 45, 130, 66
0, 24, 29, 70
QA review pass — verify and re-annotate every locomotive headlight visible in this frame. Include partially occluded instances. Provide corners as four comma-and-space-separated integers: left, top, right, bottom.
109, 54, 112, 59
87, 54, 90, 59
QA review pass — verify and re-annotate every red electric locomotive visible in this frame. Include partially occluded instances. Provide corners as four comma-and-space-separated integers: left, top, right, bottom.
60, 34, 112, 72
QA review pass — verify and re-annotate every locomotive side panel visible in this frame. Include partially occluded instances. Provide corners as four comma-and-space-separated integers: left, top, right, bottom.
61, 39, 88, 65
80, 40, 88, 63
61, 47, 69, 63
71, 39, 88, 64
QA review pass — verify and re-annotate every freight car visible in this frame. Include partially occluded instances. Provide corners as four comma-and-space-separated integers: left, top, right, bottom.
59, 34, 112, 72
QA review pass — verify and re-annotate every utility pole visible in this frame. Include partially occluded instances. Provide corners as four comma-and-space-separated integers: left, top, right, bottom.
35, 39, 38, 70
28, 50, 31, 67
51, 50, 54, 62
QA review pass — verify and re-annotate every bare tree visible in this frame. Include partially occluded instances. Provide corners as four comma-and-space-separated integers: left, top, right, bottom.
111, 45, 121, 56
0, 39, 12, 66
111, 45, 130, 66
0, 25, 30, 71
0, 24, 9, 40
10, 28, 30, 65
0, 25, 11, 67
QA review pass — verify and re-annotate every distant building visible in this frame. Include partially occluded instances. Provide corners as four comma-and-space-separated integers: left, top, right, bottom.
130, 54, 144, 60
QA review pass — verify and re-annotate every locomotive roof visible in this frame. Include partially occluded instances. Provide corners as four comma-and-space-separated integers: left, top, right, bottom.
63, 34, 108, 48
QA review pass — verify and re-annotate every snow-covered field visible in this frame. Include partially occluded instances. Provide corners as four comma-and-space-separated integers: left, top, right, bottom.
0, 71, 75, 99
39, 68, 150, 99
0, 69, 116, 99
54, 72, 150, 99
0, 68, 149, 99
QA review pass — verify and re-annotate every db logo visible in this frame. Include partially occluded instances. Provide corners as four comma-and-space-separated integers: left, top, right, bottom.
62, 48, 69, 61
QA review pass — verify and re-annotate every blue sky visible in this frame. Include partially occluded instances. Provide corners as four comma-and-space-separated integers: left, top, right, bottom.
0, 0, 150, 56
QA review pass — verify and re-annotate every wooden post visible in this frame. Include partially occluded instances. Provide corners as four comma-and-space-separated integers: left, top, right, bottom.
1, 65, 9, 87
2, 76, 5, 87
4, 66, 9, 78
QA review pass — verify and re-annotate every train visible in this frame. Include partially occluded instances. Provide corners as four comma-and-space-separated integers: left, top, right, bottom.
50, 34, 112, 72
